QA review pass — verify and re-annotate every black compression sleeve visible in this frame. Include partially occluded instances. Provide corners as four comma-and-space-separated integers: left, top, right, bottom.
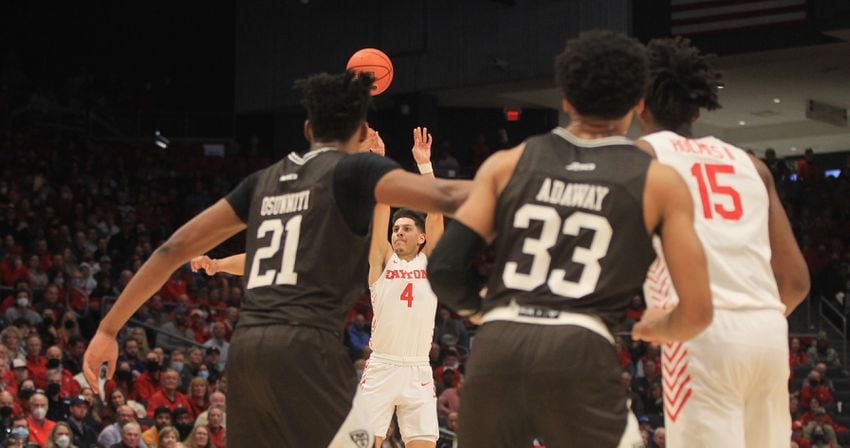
427, 219, 487, 316
333, 152, 401, 236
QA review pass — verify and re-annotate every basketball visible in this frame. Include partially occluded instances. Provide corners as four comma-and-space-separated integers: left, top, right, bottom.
346, 48, 393, 96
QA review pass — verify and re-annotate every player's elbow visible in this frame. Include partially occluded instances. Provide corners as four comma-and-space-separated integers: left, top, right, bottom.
682, 290, 713, 338
779, 272, 811, 310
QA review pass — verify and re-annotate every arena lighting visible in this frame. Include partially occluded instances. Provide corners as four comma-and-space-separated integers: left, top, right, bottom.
154, 130, 170, 149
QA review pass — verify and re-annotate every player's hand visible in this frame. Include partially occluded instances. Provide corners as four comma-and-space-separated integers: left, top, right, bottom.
83, 329, 118, 397
631, 308, 672, 345
412, 127, 432, 164
190, 255, 219, 275
372, 130, 386, 156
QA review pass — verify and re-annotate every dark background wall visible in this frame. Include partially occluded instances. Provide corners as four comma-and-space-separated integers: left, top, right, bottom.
234, 0, 631, 113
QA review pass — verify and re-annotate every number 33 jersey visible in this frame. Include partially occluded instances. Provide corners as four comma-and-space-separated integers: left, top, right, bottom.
484, 128, 656, 330
641, 130, 782, 313
370, 252, 438, 358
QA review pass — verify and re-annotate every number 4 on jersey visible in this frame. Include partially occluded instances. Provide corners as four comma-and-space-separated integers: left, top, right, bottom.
400, 283, 414, 308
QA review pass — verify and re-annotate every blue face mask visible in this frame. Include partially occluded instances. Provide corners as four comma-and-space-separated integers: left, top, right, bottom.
11, 426, 29, 439
199, 370, 210, 379
171, 362, 184, 372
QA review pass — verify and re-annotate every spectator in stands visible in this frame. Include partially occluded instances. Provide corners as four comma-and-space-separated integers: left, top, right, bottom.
434, 347, 463, 393
7, 415, 31, 446
808, 334, 841, 368
791, 395, 803, 421
346, 313, 370, 360
801, 370, 833, 407
157, 426, 180, 448
193, 392, 225, 429
66, 395, 98, 448
114, 421, 143, 448
5, 289, 41, 326
45, 369, 69, 422
791, 337, 809, 369
797, 148, 821, 185
129, 328, 151, 359
46, 421, 73, 448
649, 427, 665, 448
205, 406, 224, 448
172, 408, 194, 441
438, 377, 461, 420
622, 371, 645, 415
644, 382, 664, 415
179, 349, 203, 391
146, 369, 191, 419
433, 307, 468, 350
200, 348, 221, 384
108, 361, 140, 403
142, 407, 173, 447
186, 377, 210, 418
119, 339, 143, 374
763, 148, 789, 183
202, 322, 228, 371
45, 346, 78, 397
1, 327, 24, 363
134, 352, 162, 404
624, 295, 645, 326
98, 405, 147, 448
434, 141, 460, 179
812, 362, 836, 392
184, 425, 210, 448
27, 392, 55, 446
804, 409, 838, 447
791, 420, 811, 448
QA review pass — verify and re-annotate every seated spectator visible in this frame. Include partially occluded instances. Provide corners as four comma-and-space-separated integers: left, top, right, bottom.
193, 391, 225, 429
801, 371, 833, 407
438, 378, 461, 420
643, 383, 664, 415
6, 289, 42, 328
205, 406, 225, 448
26, 392, 55, 446
184, 425, 210, 448
113, 421, 143, 448
142, 406, 173, 447
179, 349, 203, 392
157, 426, 180, 448
98, 405, 149, 448
202, 322, 229, 371
791, 395, 803, 421
45, 345, 79, 397
434, 307, 468, 350
146, 370, 192, 419
624, 295, 645, 325
791, 337, 809, 369
7, 414, 31, 446
433, 348, 463, 394
172, 408, 194, 441
186, 377, 210, 418
67, 395, 99, 448
808, 334, 840, 368
791, 420, 812, 448
622, 371, 644, 415
135, 352, 163, 404
649, 427, 665, 448
346, 314, 370, 360
812, 362, 836, 392
804, 411, 838, 447
46, 421, 74, 448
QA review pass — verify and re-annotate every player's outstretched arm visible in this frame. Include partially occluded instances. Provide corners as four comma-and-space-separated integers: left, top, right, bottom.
750, 155, 810, 315
84, 199, 246, 393
190, 254, 246, 276
428, 147, 521, 316
411, 127, 445, 257
368, 204, 393, 285
634, 162, 712, 343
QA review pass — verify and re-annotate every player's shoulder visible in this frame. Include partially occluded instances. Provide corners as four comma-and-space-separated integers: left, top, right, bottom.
476, 143, 526, 192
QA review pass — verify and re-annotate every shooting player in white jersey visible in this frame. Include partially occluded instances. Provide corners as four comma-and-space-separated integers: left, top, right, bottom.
636, 37, 810, 448
360, 127, 442, 448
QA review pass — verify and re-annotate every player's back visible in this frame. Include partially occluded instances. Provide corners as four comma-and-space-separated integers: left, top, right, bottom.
369, 252, 437, 358
239, 148, 372, 332
642, 131, 783, 312
484, 129, 656, 329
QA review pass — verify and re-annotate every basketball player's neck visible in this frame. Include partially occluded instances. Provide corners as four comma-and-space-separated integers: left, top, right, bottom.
395, 249, 417, 262
309, 139, 359, 154
565, 113, 632, 140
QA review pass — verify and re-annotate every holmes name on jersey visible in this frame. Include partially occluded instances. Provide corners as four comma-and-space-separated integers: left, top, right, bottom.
535, 178, 609, 212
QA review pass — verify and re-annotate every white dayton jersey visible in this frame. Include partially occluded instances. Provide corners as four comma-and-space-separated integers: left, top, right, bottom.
642, 130, 783, 313
369, 251, 438, 358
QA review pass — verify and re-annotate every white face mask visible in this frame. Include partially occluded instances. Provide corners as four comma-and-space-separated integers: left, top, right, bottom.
32, 406, 47, 420
16, 297, 29, 308
55, 434, 71, 448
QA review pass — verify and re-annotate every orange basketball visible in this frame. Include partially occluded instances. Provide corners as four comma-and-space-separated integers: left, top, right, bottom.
346, 48, 393, 96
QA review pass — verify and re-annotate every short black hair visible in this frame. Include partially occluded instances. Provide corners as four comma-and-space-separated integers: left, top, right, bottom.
645, 37, 721, 132
554, 30, 648, 119
294, 71, 375, 142
392, 209, 425, 233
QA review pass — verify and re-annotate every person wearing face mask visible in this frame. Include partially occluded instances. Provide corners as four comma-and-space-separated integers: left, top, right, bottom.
45, 369, 71, 422
0, 391, 17, 445
4, 290, 42, 327
134, 352, 163, 404
17, 379, 36, 416
45, 346, 80, 398
8, 415, 35, 447
46, 421, 76, 448
172, 409, 194, 441
26, 393, 56, 446
66, 396, 98, 448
